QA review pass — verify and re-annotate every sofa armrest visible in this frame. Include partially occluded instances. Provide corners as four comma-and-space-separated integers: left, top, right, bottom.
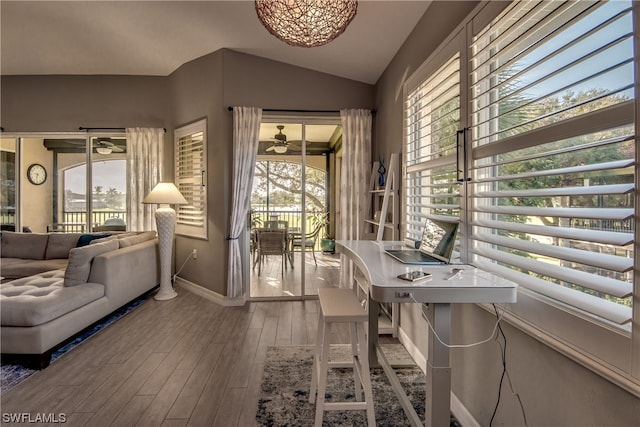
88, 238, 160, 310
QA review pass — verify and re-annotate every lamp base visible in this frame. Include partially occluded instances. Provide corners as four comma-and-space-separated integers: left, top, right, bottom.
154, 288, 178, 301
154, 206, 178, 302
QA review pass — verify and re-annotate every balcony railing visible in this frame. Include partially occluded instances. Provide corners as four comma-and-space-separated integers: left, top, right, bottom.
63, 210, 127, 229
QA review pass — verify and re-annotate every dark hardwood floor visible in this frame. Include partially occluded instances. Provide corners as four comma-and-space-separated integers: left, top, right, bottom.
1, 289, 375, 426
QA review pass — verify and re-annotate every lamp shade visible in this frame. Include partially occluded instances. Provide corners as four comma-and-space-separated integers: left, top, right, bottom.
142, 182, 188, 205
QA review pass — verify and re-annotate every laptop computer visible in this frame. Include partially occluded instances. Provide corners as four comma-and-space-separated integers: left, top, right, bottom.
385, 218, 459, 265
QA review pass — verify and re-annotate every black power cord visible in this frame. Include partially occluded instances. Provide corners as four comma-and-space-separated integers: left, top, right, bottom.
489, 303, 528, 427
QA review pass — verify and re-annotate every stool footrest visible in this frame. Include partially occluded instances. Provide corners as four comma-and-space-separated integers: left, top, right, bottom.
327, 361, 355, 369
323, 402, 370, 411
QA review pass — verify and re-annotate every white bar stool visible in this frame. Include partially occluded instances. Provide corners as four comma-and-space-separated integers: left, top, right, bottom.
309, 288, 376, 426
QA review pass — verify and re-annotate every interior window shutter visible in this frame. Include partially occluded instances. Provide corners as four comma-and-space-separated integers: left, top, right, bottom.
175, 119, 207, 239
469, 0, 634, 325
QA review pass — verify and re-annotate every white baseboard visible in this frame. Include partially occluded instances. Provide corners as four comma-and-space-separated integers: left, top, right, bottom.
398, 327, 480, 427
174, 276, 246, 307
398, 326, 427, 374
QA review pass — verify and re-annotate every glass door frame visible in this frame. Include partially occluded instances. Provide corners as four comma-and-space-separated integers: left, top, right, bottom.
1, 131, 126, 233
247, 114, 341, 301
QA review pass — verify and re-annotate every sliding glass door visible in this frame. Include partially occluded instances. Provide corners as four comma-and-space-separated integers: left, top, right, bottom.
249, 118, 341, 300
0, 133, 126, 234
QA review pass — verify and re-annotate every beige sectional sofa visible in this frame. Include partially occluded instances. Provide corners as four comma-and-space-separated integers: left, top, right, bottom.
0, 231, 160, 368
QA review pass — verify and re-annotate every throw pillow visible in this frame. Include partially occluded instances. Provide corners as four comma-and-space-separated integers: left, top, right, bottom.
118, 231, 157, 248
64, 239, 119, 287
89, 235, 119, 245
76, 233, 111, 247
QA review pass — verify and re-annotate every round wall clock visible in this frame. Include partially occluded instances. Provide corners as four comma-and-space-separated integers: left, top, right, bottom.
27, 163, 47, 185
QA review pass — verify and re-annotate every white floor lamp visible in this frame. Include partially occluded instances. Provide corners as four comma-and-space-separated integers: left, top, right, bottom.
143, 182, 188, 301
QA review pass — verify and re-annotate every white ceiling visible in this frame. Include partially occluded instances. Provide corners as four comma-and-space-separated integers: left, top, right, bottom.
0, 1, 431, 84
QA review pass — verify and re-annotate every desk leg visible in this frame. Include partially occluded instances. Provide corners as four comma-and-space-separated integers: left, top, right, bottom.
426, 303, 451, 427
368, 293, 380, 368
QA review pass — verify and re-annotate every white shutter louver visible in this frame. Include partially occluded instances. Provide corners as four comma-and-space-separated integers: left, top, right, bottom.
175, 120, 207, 239
404, 53, 462, 244
469, 0, 635, 325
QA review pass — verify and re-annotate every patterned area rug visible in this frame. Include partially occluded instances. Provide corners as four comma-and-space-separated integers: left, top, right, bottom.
0, 297, 147, 395
256, 344, 462, 427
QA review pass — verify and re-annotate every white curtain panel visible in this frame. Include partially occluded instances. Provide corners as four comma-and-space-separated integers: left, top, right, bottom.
339, 109, 372, 288
227, 106, 262, 299
126, 127, 164, 231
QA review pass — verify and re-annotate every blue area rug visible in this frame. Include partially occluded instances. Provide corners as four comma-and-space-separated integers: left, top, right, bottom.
0, 297, 147, 395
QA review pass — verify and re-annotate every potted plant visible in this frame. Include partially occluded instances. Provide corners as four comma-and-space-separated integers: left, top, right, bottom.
317, 211, 335, 254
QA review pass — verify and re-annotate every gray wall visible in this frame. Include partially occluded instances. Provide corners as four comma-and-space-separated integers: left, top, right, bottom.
167, 49, 374, 296
373, 1, 640, 425
1, 75, 169, 132
0, 74, 174, 179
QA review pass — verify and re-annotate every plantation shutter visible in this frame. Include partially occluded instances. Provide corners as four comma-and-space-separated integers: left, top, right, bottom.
175, 119, 207, 239
404, 50, 462, 247
469, 0, 634, 325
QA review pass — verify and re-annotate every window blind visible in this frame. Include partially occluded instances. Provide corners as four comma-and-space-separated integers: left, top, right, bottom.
404, 53, 461, 243
175, 120, 207, 239
469, 0, 635, 326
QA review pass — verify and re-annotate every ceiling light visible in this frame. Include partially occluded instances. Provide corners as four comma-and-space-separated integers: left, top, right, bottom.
95, 147, 112, 155
273, 145, 288, 154
255, 0, 358, 48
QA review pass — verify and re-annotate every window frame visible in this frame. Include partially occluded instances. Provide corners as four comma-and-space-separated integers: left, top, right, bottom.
402, 0, 639, 395
174, 118, 208, 240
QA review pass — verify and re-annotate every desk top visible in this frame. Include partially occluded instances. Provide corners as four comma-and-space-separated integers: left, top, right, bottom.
337, 240, 517, 304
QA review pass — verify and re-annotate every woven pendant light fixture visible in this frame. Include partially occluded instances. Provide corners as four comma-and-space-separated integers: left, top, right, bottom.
255, 0, 358, 48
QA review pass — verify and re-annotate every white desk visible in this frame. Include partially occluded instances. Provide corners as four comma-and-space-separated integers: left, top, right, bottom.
336, 240, 517, 427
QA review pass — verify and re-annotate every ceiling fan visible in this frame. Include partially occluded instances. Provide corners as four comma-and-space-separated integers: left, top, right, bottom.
265, 125, 301, 154
94, 138, 125, 154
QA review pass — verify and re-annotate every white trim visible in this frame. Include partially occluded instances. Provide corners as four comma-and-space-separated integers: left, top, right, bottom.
175, 276, 246, 307
451, 393, 481, 427
398, 325, 427, 374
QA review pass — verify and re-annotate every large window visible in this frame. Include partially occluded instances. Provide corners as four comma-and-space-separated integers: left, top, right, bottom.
405, 48, 462, 246
471, 1, 634, 319
404, 0, 637, 390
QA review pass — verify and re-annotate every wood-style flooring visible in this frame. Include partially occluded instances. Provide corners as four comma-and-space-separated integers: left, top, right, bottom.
250, 251, 341, 298
1, 289, 392, 426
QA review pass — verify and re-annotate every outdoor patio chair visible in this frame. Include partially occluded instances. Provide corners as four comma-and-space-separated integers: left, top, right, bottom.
264, 220, 288, 230
255, 229, 287, 276
291, 222, 324, 266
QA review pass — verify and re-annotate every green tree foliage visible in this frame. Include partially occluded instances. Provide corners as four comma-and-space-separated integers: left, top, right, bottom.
489, 86, 634, 307
104, 187, 122, 209
251, 160, 326, 212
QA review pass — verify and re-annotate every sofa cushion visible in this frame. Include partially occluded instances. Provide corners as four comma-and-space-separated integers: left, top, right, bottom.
1, 231, 49, 260
76, 233, 111, 247
89, 232, 138, 245
45, 233, 82, 259
64, 239, 119, 287
118, 231, 157, 248
0, 270, 104, 327
0, 258, 69, 280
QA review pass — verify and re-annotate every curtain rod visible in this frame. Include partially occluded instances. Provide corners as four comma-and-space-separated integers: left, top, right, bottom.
226, 107, 376, 114
79, 127, 167, 132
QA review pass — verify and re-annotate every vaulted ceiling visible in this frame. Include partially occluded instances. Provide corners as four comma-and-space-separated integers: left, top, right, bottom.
0, 1, 431, 84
